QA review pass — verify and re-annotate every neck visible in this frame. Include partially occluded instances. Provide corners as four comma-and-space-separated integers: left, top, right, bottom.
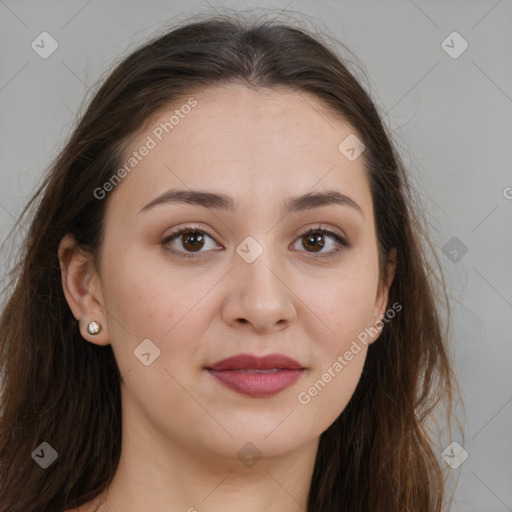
96, 395, 319, 512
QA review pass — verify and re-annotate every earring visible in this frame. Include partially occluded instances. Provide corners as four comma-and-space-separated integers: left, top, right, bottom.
87, 320, 102, 335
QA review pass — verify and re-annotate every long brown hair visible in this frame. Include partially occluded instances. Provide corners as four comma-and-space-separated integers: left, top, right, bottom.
0, 11, 461, 512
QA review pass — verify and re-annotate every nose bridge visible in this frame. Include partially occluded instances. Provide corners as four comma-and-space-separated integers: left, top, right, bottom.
235, 232, 284, 297
222, 232, 296, 331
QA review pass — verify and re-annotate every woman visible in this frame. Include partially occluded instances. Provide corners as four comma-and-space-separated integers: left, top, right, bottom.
0, 12, 460, 512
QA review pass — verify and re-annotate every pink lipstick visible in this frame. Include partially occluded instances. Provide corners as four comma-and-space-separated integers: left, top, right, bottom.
205, 353, 306, 398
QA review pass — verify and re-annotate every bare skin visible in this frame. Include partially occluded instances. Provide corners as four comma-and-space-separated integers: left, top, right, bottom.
60, 84, 395, 512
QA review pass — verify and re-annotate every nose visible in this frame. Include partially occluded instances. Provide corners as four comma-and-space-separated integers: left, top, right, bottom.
221, 244, 297, 334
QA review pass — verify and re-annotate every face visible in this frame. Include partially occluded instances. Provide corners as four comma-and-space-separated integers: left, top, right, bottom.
62, 84, 394, 463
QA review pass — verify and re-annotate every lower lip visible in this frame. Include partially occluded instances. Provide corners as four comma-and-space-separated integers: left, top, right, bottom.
206, 369, 305, 397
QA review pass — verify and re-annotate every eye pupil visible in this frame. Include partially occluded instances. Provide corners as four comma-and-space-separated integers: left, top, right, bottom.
183, 232, 204, 251
303, 233, 324, 252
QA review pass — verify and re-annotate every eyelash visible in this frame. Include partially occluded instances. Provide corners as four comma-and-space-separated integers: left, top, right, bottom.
161, 224, 352, 259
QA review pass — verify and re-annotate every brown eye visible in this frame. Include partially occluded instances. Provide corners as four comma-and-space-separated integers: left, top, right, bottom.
162, 226, 221, 258
181, 231, 205, 252
302, 232, 325, 252
291, 227, 351, 257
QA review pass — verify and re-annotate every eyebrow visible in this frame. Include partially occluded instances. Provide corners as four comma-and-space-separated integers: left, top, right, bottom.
139, 188, 364, 218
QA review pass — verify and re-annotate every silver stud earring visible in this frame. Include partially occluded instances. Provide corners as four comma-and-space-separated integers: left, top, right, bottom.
87, 320, 102, 335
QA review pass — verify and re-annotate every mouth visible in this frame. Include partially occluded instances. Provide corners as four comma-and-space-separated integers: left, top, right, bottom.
205, 353, 307, 398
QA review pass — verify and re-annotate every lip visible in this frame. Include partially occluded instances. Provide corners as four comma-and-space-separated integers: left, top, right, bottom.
205, 353, 306, 398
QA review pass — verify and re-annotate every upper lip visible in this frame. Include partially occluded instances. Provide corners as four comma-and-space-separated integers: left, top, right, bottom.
206, 353, 305, 371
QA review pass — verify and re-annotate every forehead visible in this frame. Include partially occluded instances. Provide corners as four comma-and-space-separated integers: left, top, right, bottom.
107, 84, 373, 219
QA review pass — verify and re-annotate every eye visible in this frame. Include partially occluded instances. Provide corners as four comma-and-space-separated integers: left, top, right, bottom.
291, 226, 351, 257
161, 224, 351, 259
161, 225, 221, 258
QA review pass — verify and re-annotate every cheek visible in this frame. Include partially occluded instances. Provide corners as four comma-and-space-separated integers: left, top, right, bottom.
293, 258, 378, 427
304, 256, 380, 342
100, 245, 217, 377
297, 343, 368, 440
101, 243, 188, 334
296, 280, 373, 436
100, 251, 211, 437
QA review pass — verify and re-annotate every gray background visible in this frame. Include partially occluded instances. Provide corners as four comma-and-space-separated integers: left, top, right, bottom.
1, 0, 511, 510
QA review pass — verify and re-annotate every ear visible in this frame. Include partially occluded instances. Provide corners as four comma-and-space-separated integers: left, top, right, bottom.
58, 233, 110, 346
367, 247, 397, 344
